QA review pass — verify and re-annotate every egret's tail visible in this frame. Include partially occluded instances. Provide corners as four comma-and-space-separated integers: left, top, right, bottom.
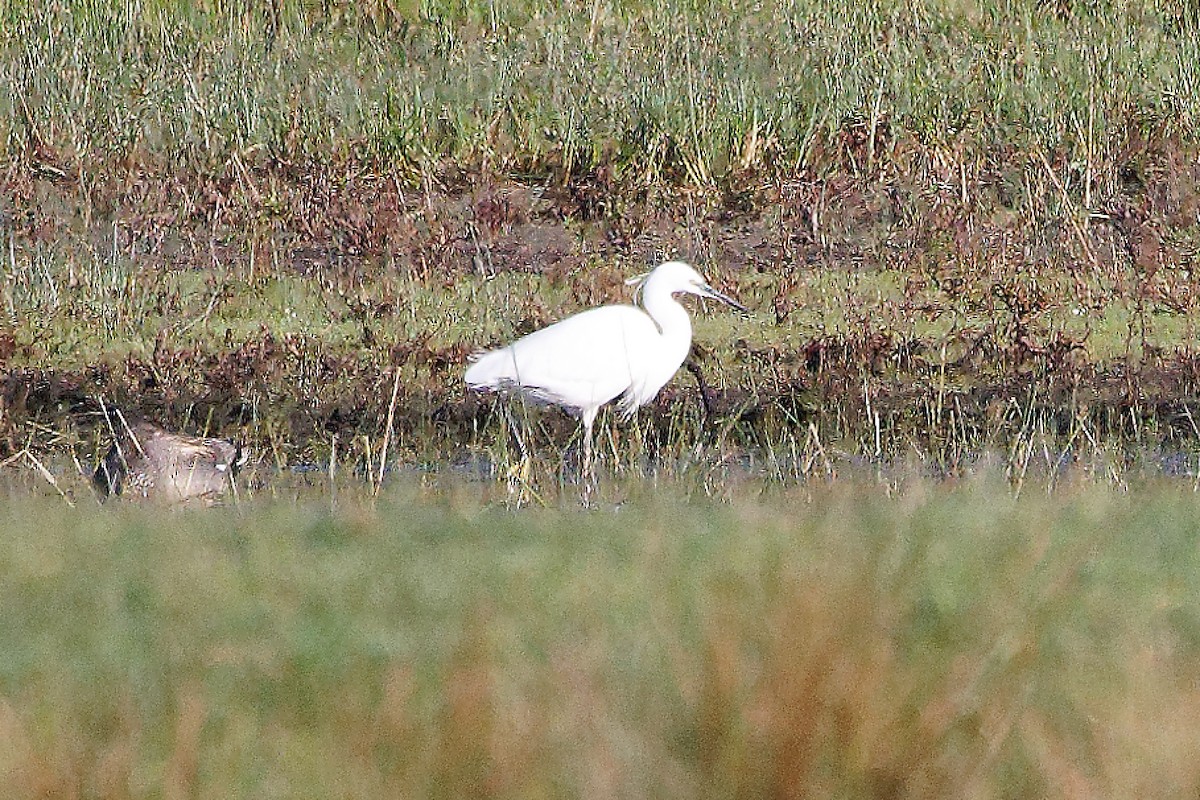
464, 347, 513, 390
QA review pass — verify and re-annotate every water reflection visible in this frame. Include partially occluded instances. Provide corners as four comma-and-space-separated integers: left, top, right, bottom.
6, 443, 1200, 508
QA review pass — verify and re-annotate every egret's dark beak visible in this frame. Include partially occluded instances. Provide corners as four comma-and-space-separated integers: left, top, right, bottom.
700, 283, 750, 315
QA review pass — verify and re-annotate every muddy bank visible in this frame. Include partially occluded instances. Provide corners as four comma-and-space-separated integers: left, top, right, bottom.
5, 130, 1200, 466
7, 330, 1200, 471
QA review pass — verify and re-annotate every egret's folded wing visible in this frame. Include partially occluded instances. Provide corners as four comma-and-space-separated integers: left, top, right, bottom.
466, 306, 657, 414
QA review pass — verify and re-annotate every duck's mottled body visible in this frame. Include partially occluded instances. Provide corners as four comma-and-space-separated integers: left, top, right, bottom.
94, 422, 246, 504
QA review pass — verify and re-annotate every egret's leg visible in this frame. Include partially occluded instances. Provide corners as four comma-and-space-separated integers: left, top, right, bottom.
502, 404, 531, 463
581, 417, 596, 505
500, 404, 533, 503
583, 418, 594, 481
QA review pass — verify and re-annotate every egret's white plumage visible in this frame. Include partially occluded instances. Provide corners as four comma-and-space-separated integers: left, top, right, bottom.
465, 260, 746, 480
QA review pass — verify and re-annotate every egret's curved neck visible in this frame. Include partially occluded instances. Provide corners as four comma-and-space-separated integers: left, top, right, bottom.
641, 284, 692, 350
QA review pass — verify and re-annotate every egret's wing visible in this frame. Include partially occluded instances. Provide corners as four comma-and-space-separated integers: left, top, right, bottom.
466, 306, 657, 416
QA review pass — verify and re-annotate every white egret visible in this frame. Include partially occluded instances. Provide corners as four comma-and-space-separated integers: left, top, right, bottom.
465, 260, 747, 482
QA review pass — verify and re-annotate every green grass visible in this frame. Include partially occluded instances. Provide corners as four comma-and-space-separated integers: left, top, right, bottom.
3, 478, 1200, 797
6, 6, 1200, 793
5, 0, 1200, 469
9, 229, 1200, 496
3, 0, 1199, 181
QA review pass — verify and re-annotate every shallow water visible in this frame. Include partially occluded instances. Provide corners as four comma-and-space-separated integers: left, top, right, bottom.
8, 440, 1200, 510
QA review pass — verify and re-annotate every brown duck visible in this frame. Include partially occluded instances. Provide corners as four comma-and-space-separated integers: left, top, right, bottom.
93, 421, 247, 504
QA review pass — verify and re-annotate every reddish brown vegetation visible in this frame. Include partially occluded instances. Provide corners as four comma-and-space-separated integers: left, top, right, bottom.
3, 125, 1200, 464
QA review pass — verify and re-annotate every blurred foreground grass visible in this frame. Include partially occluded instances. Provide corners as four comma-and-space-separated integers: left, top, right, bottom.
3, 480, 1200, 798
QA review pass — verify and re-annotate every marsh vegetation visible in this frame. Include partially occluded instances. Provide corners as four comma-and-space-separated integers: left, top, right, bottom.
3, 0, 1200, 480
4, 1, 1200, 796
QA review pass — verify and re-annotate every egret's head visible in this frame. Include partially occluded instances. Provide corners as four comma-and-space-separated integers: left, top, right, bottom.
634, 260, 748, 313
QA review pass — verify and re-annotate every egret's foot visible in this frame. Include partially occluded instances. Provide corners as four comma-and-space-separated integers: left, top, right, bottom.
580, 476, 597, 508
505, 455, 536, 506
